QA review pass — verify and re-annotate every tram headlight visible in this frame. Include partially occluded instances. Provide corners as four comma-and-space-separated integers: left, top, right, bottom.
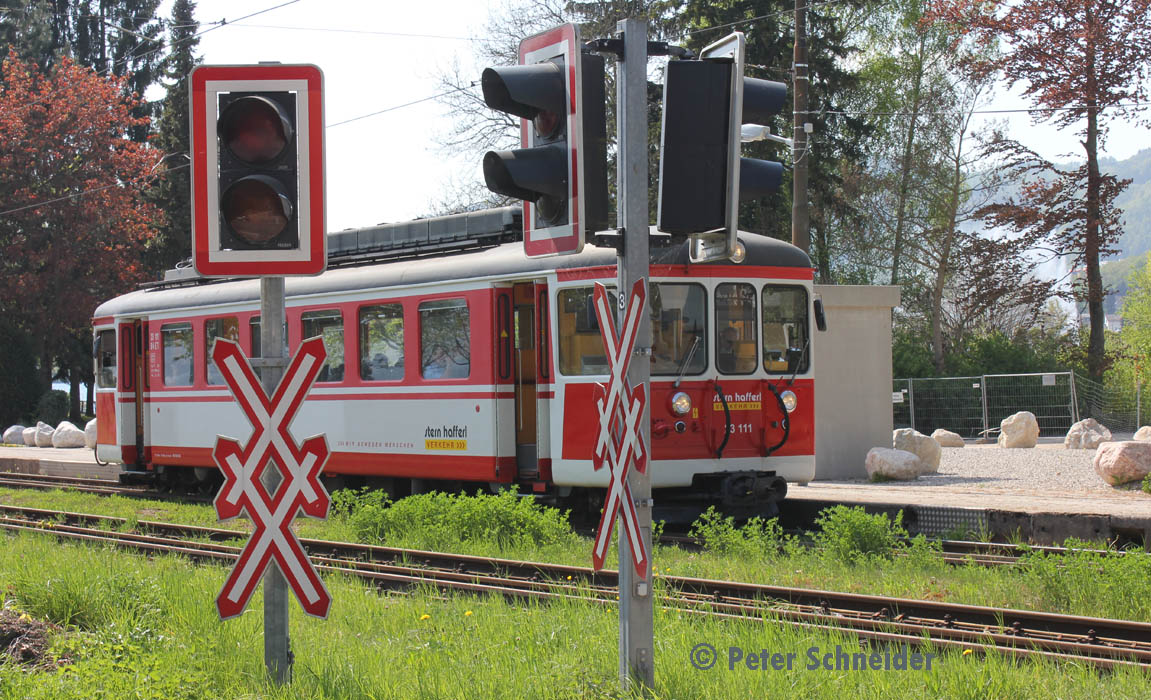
670, 391, 692, 416
730, 239, 747, 264
780, 390, 798, 413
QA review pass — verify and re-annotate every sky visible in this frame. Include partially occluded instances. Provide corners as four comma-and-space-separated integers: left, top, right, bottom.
171, 0, 1151, 234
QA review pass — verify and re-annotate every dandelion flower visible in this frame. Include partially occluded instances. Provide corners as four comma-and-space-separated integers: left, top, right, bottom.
420, 614, 431, 621
464, 610, 473, 617
962, 649, 973, 656
566, 575, 572, 581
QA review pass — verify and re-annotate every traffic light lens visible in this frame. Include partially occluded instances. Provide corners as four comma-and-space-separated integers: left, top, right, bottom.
533, 110, 562, 139
221, 176, 293, 244
219, 96, 292, 164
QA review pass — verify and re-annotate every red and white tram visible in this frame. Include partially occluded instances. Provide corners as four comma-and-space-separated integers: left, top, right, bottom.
92, 208, 821, 520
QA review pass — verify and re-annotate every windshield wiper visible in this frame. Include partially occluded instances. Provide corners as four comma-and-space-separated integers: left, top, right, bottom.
673, 334, 701, 388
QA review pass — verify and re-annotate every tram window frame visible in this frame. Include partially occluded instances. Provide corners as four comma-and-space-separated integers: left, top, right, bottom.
248, 316, 288, 359
762, 285, 810, 375
556, 285, 616, 376
204, 316, 240, 386
419, 298, 470, 380
358, 303, 405, 382
160, 322, 195, 387
301, 309, 346, 383
95, 329, 117, 389
649, 282, 707, 377
714, 282, 759, 376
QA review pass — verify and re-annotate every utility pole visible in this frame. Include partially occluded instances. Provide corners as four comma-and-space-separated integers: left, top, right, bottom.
792, 0, 810, 255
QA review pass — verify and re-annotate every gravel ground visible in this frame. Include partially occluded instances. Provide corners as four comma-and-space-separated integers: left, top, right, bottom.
841, 440, 1141, 494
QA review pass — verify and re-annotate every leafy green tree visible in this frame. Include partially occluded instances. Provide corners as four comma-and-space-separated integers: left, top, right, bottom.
1120, 254, 1151, 384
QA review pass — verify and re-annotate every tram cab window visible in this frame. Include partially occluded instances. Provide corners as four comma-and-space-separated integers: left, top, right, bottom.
649, 283, 707, 376
715, 283, 758, 375
95, 330, 116, 389
420, 299, 470, 379
556, 286, 615, 375
161, 322, 195, 386
205, 317, 240, 385
763, 286, 810, 374
359, 304, 404, 381
301, 310, 345, 382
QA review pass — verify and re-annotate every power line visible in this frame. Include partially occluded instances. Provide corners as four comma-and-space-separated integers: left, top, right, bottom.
228, 23, 481, 42
821, 102, 1151, 117
328, 86, 474, 127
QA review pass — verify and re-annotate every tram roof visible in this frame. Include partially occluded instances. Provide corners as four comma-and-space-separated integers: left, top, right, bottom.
94, 229, 811, 320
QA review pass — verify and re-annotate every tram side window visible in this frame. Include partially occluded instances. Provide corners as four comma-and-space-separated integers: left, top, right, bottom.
556, 286, 616, 375
301, 310, 345, 382
205, 317, 240, 385
763, 286, 810, 374
649, 283, 707, 376
161, 322, 195, 386
420, 299, 470, 379
249, 316, 288, 359
359, 304, 404, 381
95, 330, 116, 389
715, 283, 758, 375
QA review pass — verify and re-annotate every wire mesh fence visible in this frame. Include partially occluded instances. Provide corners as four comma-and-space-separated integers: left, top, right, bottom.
894, 372, 1085, 438
1073, 373, 1150, 434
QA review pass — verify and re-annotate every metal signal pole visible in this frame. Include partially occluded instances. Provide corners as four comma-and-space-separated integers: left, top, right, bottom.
614, 17, 654, 693
792, 0, 810, 254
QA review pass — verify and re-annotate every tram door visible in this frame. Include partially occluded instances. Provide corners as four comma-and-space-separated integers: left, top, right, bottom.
512, 283, 539, 478
118, 319, 147, 465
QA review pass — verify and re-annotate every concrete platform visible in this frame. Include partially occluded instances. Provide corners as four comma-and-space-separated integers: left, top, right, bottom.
0, 445, 119, 481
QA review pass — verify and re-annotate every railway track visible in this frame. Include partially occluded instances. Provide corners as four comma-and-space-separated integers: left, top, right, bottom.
0, 471, 210, 502
1, 504, 1149, 671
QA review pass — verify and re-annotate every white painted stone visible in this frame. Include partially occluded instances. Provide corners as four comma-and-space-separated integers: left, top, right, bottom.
1134, 426, 1151, 441
930, 429, 965, 448
1064, 418, 1112, 450
2, 425, 26, 444
21, 427, 36, 446
51, 421, 86, 448
84, 419, 98, 449
997, 411, 1040, 448
1093, 441, 1151, 486
34, 421, 54, 448
893, 428, 942, 473
865, 447, 922, 481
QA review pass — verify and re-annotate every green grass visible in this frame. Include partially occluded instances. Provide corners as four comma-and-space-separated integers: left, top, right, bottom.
3, 487, 1151, 624
0, 533, 1147, 699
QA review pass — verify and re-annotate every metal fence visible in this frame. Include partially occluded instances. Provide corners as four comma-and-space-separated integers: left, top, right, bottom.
894, 371, 1151, 438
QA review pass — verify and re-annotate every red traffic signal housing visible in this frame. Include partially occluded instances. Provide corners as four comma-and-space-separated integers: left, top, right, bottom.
191, 64, 326, 277
481, 23, 607, 258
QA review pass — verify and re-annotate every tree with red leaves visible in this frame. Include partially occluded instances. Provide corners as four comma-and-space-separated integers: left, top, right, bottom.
929, 0, 1151, 381
0, 50, 162, 416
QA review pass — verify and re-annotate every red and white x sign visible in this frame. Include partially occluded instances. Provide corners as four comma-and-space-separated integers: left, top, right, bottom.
591, 279, 649, 575
211, 337, 332, 620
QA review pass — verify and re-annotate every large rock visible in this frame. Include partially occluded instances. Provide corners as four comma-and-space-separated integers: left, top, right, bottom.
1094, 441, 1151, 486
84, 419, 98, 449
2, 425, 26, 444
893, 428, 942, 473
865, 447, 923, 481
930, 428, 965, 448
34, 421, 54, 448
1064, 418, 1112, 450
1135, 426, 1151, 441
21, 427, 36, 446
998, 411, 1040, 448
51, 421, 86, 448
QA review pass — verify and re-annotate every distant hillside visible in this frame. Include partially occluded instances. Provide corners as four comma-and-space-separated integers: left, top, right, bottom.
1100, 254, 1147, 313
1104, 148, 1151, 260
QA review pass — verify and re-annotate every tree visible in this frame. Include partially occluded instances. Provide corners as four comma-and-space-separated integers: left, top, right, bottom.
0, 51, 162, 414
1121, 253, 1151, 384
929, 0, 1151, 382
145, 0, 199, 275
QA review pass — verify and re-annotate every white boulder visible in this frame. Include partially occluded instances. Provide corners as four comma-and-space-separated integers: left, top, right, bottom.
865, 447, 923, 481
1134, 426, 1151, 441
84, 419, 98, 449
21, 427, 36, 446
34, 421, 54, 448
2, 425, 26, 444
51, 421, 86, 448
931, 429, 965, 448
1094, 441, 1151, 486
1064, 418, 1112, 450
998, 411, 1040, 448
893, 428, 942, 473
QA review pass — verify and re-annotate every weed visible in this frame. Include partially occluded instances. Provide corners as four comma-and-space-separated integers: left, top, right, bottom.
812, 506, 908, 561
688, 506, 789, 558
1142, 472, 1151, 495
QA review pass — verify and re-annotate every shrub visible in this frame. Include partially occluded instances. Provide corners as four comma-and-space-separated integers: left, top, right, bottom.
688, 506, 789, 558
812, 505, 908, 561
1143, 473, 1151, 495
35, 389, 69, 426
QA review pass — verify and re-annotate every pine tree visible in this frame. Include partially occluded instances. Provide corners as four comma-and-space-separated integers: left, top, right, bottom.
146, 0, 199, 275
